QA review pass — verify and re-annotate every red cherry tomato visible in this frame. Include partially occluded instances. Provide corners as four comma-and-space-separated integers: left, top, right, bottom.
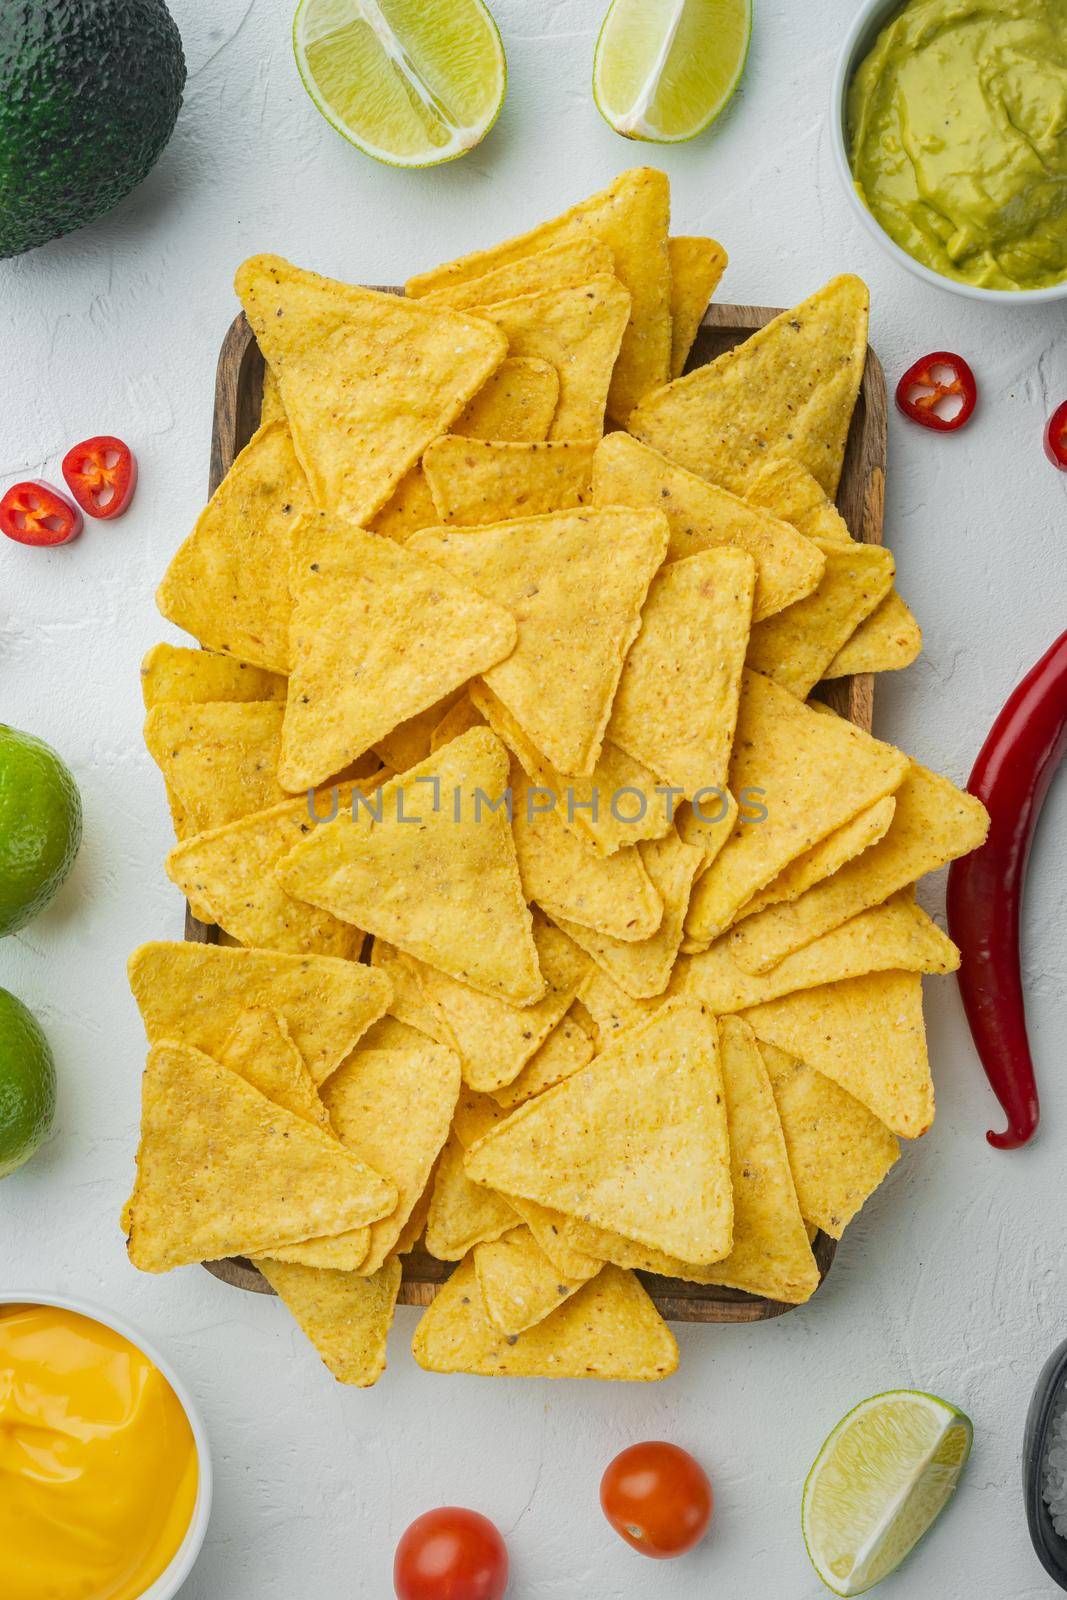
394, 1507, 508, 1600
0, 480, 82, 547
61, 435, 137, 518
601, 1441, 713, 1560
895, 351, 977, 432
1045, 401, 1067, 471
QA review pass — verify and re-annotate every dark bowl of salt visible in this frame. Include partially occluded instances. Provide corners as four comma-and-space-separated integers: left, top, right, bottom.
1025, 1337, 1067, 1591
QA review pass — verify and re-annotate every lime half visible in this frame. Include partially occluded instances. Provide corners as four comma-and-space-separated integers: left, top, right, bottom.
593, 0, 752, 143
0, 988, 56, 1178
293, 0, 507, 168
0, 726, 82, 938
803, 1390, 973, 1596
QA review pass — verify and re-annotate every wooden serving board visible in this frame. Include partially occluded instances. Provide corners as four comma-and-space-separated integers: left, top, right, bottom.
196, 301, 887, 1322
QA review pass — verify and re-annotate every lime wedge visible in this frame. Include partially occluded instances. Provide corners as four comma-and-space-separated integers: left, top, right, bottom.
593, 0, 752, 143
293, 0, 506, 168
803, 1390, 973, 1596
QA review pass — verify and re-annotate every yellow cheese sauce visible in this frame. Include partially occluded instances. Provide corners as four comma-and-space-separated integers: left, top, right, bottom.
0, 1304, 199, 1600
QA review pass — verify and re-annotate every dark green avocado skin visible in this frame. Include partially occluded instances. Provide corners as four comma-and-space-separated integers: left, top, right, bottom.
0, 0, 186, 258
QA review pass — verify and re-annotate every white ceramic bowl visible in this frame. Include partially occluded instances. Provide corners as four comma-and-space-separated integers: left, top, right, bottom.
0, 1291, 212, 1599
829, 0, 1067, 305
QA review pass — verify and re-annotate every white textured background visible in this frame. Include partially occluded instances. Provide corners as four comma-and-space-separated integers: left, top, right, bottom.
1, 1, 1065, 1595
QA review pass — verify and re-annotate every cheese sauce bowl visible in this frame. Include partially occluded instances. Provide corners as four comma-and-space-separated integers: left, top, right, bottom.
0, 1291, 212, 1600
829, 0, 1067, 305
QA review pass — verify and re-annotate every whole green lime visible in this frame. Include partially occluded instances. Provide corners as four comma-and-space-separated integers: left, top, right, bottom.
0, 987, 56, 1177
0, 726, 83, 936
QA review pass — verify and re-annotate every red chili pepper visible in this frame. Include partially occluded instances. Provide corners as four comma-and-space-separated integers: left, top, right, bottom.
895, 352, 977, 432
1045, 401, 1067, 471
947, 631, 1067, 1149
61, 435, 137, 519
0, 481, 82, 547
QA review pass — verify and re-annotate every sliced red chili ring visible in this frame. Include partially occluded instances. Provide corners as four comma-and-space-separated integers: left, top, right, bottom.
0, 481, 83, 547
895, 351, 977, 432
1044, 401, 1067, 471
61, 435, 137, 519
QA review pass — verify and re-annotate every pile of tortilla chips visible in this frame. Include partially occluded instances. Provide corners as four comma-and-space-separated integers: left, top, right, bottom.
128, 169, 989, 1389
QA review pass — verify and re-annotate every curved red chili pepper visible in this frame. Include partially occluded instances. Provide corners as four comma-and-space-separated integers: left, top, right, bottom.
947, 631, 1067, 1149
1045, 401, 1067, 471
896, 352, 977, 432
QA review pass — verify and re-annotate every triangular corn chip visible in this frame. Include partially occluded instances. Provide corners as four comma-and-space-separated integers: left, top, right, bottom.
465, 999, 732, 1264
406, 168, 672, 424
728, 763, 990, 972
219, 1009, 332, 1131
735, 796, 896, 922
368, 463, 440, 545
127, 942, 390, 1086
423, 237, 614, 311
260, 362, 285, 426
826, 590, 923, 677
411, 507, 668, 777
257, 1257, 401, 1387
677, 789, 739, 872
684, 671, 909, 943
126, 1042, 396, 1272
608, 548, 755, 795
474, 1226, 598, 1337
759, 1041, 899, 1238
411, 1257, 677, 1381
144, 701, 287, 839
549, 827, 702, 1000
491, 1013, 594, 1110
140, 643, 286, 711
156, 421, 309, 672
628, 275, 869, 498
423, 438, 595, 525
741, 970, 934, 1137
578, 964, 662, 1047
372, 688, 465, 775
591, 433, 824, 622
278, 729, 543, 1004
745, 456, 853, 542
280, 515, 516, 790
369, 941, 456, 1047
668, 235, 728, 378
425, 1135, 518, 1261
235, 254, 506, 526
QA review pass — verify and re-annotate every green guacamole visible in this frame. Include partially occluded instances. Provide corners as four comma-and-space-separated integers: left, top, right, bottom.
848, 0, 1067, 290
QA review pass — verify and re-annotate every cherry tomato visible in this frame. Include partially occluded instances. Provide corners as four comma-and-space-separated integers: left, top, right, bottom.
601, 1441, 713, 1560
394, 1507, 508, 1600
0, 480, 82, 547
61, 435, 137, 518
1045, 400, 1067, 471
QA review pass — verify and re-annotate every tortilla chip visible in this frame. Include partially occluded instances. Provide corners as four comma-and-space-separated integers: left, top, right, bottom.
372, 689, 465, 775
735, 795, 896, 922
156, 421, 309, 673
508, 760, 663, 940
235, 254, 507, 526
491, 1013, 594, 1110
280, 515, 516, 790
423, 438, 595, 525
474, 682, 674, 857
140, 643, 286, 711
411, 507, 666, 777
423, 237, 614, 310
746, 540, 896, 699
369, 941, 456, 1047
127, 941, 390, 1086
357, 1016, 436, 1051
165, 786, 367, 958
608, 548, 755, 795
126, 1041, 396, 1272
745, 456, 853, 543
668, 236, 727, 378
144, 701, 287, 840
430, 694, 485, 753
279, 729, 543, 1004
591, 433, 824, 622
676, 789, 739, 871
405, 919, 587, 1093
728, 762, 990, 972
412, 1257, 677, 1381
475, 1226, 598, 1337
578, 964, 662, 1045
685, 670, 909, 942
453, 355, 561, 442
368, 464, 441, 544
628, 275, 869, 499
466, 998, 732, 1264
826, 590, 923, 677
425, 1135, 517, 1260
683, 891, 959, 1012
406, 168, 672, 425
740, 970, 934, 1138
760, 1041, 899, 1238
260, 361, 285, 426
257, 1257, 401, 1387
548, 827, 703, 1000
219, 1009, 332, 1131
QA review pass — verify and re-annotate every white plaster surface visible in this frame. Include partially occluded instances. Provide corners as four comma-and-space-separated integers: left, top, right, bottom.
1, 1, 1065, 1595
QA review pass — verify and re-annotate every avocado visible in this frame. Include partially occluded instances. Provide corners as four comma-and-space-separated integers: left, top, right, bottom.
0, 0, 186, 259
